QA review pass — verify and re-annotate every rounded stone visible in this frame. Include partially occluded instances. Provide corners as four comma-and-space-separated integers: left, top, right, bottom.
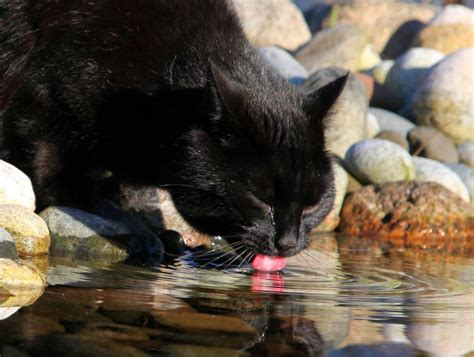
375, 130, 409, 151
0, 205, 50, 256
344, 139, 415, 185
372, 60, 394, 85
369, 108, 415, 137
340, 181, 474, 239
385, 47, 445, 106
410, 48, 474, 144
0, 258, 46, 289
445, 163, 474, 203
358, 44, 381, 71
301, 67, 368, 158
0, 228, 18, 261
258, 47, 308, 84
365, 112, 380, 138
458, 141, 474, 167
412, 156, 470, 202
408, 126, 459, 163
0, 160, 36, 211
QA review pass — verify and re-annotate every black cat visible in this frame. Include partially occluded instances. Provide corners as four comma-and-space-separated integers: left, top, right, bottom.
0, 0, 347, 257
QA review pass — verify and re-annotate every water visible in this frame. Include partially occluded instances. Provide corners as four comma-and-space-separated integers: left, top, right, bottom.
1, 234, 473, 356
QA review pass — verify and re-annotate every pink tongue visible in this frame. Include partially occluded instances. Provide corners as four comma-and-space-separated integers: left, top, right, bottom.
252, 254, 286, 272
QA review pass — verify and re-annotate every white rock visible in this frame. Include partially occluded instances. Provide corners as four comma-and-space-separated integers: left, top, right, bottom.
369, 108, 415, 137
0, 160, 35, 211
412, 156, 470, 202
446, 163, 474, 203
366, 112, 380, 138
430, 4, 474, 27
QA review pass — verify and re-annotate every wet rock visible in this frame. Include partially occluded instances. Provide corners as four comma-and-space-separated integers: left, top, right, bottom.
258, 47, 308, 84
295, 24, 369, 73
0, 160, 35, 211
371, 60, 394, 85
365, 112, 380, 138
40, 206, 162, 258
413, 156, 470, 202
0, 315, 64, 345
369, 108, 415, 137
408, 126, 459, 163
301, 68, 368, 157
0, 259, 46, 289
375, 130, 409, 151
0, 307, 20, 321
385, 47, 445, 107
339, 181, 474, 239
232, 0, 310, 51
344, 139, 415, 185
458, 141, 474, 167
412, 5, 474, 54
314, 164, 348, 232
446, 163, 474, 203
318, 1, 437, 53
410, 48, 474, 144
76, 323, 150, 342
0, 205, 50, 256
0, 228, 18, 260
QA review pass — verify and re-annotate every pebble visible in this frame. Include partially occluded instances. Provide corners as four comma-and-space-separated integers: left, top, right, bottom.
411, 48, 474, 143
258, 47, 308, 84
458, 141, 474, 167
0, 205, 50, 256
301, 67, 368, 158
375, 130, 409, 151
0, 160, 36, 211
344, 139, 415, 185
412, 156, 470, 202
340, 181, 474, 239
369, 108, 415, 137
232, 0, 311, 51
40, 206, 163, 258
408, 126, 459, 163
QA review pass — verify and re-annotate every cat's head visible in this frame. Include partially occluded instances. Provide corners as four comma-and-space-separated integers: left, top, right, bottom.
168, 61, 347, 257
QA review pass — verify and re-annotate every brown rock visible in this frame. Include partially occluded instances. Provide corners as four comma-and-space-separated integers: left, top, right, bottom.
339, 181, 474, 241
412, 23, 474, 54
375, 130, 409, 151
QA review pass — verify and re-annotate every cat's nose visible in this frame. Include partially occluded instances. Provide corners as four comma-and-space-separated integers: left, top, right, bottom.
277, 233, 298, 250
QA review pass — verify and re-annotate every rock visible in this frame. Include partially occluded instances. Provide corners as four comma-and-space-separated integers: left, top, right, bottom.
382, 19, 427, 59
412, 156, 470, 202
446, 163, 474, 203
258, 47, 308, 84
354, 72, 374, 101
369, 108, 415, 137
301, 68, 368, 158
314, 164, 348, 232
0, 258, 46, 289
412, 5, 474, 54
344, 139, 415, 185
339, 181, 474, 239
385, 47, 445, 107
0, 160, 35, 211
0, 315, 64, 345
410, 48, 474, 144
375, 130, 409, 151
232, 0, 310, 51
317, 1, 437, 53
371, 60, 394, 85
295, 24, 369, 73
458, 141, 474, 167
331, 343, 418, 357
370, 83, 404, 113
408, 126, 459, 163
40, 206, 163, 258
0, 205, 50, 256
0, 228, 18, 261
365, 112, 380, 138
358, 44, 382, 71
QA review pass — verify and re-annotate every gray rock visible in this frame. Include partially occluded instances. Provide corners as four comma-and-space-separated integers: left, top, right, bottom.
412, 156, 470, 202
375, 130, 409, 151
369, 107, 415, 137
258, 46, 308, 84
232, 0, 311, 51
295, 24, 368, 73
0, 228, 18, 261
301, 67, 368, 157
365, 112, 380, 138
446, 163, 474, 203
408, 126, 459, 163
411, 48, 474, 143
458, 141, 474, 167
0, 160, 36, 211
344, 139, 415, 185
385, 47, 445, 107
40, 206, 163, 258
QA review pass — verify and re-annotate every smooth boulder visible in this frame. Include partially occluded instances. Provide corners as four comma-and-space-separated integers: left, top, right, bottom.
445, 163, 474, 203
375, 130, 409, 151
408, 126, 459, 163
369, 108, 415, 137
0, 160, 36, 211
344, 139, 415, 185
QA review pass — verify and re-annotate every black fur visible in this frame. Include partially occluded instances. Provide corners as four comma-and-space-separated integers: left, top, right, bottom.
0, 0, 347, 257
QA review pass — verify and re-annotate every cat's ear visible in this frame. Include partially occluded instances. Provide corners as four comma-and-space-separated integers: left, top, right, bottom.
208, 60, 247, 120
305, 72, 349, 125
